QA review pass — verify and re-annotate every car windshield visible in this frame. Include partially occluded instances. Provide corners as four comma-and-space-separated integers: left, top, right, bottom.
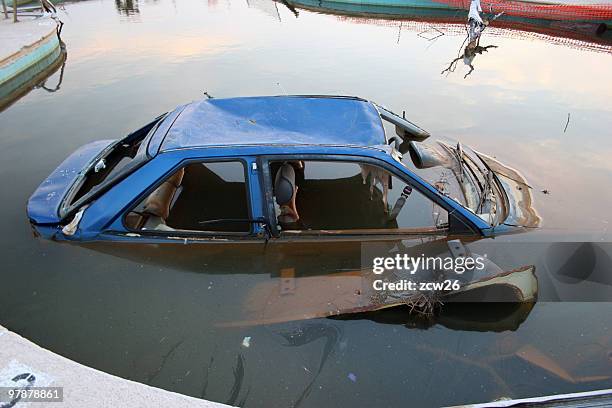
61, 117, 163, 217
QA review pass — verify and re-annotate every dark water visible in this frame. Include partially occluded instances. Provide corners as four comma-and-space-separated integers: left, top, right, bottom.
1, 0, 612, 406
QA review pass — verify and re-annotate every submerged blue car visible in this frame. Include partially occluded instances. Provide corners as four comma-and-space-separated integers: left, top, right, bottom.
27, 95, 539, 243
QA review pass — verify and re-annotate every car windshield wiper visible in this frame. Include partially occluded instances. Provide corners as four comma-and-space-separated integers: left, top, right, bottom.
453, 147, 498, 224
454, 147, 491, 201
477, 169, 494, 211
454, 142, 465, 183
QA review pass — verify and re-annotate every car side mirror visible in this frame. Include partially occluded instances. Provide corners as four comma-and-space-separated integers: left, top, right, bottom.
388, 135, 402, 151
388, 135, 411, 155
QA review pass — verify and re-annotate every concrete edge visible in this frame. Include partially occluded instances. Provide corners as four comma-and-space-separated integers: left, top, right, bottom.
0, 325, 233, 408
0, 19, 59, 69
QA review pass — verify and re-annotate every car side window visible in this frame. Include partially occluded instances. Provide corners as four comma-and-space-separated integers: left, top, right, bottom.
269, 160, 448, 232
125, 161, 250, 233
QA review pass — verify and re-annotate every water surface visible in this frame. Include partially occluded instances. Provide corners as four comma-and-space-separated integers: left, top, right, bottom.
1, 0, 611, 406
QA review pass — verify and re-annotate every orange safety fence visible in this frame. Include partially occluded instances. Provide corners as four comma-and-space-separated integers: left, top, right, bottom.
433, 1, 612, 22
333, 15, 612, 54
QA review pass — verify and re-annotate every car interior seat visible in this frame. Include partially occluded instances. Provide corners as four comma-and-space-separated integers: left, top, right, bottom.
274, 162, 299, 224
141, 168, 185, 230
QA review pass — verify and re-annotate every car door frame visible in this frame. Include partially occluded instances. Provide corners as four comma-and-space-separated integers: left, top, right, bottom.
87, 149, 267, 244
257, 151, 484, 243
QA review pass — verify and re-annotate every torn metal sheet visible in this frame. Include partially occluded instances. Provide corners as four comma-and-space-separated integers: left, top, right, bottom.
61, 205, 87, 236
219, 262, 538, 328
404, 139, 540, 229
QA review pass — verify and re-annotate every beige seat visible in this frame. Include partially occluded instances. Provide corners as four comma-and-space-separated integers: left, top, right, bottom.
274, 163, 299, 224
142, 168, 184, 230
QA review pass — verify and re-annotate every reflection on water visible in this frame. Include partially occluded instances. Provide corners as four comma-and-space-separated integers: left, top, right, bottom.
285, 0, 612, 53
277, 322, 342, 407
1, 0, 612, 406
0, 45, 67, 113
441, 0, 500, 78
34, 53, 67, 93
441, 41, 497, 78
115, 0, 139, 16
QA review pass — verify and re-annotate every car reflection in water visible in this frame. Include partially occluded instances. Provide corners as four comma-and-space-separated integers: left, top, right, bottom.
28, 95, 544, 331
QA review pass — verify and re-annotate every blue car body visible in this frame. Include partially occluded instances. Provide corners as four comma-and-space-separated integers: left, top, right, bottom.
27, 95, 538, 243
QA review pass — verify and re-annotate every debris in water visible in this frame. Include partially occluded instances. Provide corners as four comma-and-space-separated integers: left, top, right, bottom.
241, 336, 251, 348
418, 27, 444, 41
564, 113, 571, 133
515, 344, 610, 384
347, 373, 357, 382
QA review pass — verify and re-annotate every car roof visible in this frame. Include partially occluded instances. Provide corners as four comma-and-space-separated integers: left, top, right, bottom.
149, 95, 387, 154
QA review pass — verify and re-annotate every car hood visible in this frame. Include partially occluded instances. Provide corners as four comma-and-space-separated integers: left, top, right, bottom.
27, 139, 116, 225
475, 151, 540, 229
405, 140, 540, 230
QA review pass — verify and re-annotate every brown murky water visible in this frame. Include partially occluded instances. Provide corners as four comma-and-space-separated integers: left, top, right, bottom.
1, 0, 611, 406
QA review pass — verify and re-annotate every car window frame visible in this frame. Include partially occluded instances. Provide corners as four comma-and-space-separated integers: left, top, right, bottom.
259, 153, 469, 239
121, 157, 257, 238
59, 116, 165, 222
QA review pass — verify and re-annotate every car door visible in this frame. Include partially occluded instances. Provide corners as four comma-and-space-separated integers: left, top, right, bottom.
85, 154, 270, 275
258, 154, 475, 279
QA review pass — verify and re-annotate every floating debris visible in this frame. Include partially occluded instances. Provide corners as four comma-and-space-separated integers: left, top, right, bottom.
417, 27, 444, 41
241, 336, 251, 348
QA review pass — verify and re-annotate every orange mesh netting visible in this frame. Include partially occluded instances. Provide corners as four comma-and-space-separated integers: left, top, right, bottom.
433, 1, 612, 22
333, 14, 612, 54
